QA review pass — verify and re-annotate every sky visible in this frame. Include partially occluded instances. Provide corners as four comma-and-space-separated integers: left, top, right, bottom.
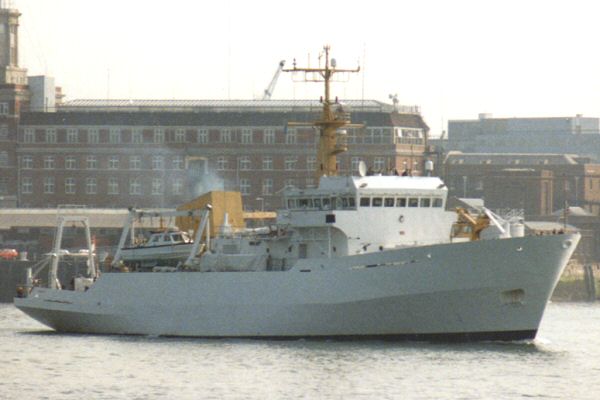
14, 0, 600, 136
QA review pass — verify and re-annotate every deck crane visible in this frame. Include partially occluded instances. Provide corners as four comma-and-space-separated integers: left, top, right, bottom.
262, 60, 285, 100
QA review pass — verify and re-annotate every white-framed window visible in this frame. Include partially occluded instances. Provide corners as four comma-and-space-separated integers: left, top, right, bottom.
87, 128, 99, 144
239, 156, 251, 171
241, 128, 253, 144
45, 128, 56, 143
284, 156, 297, 171
284, 178, 296, 189
66, 128, 78, 143
43, 177, 55, 194
262, 178, 273, 195
21, 155, 33, 169
285, 128, 297, 144
23, 128, 35, 143
129, 177, 142, 195
109, 128, 121, 144
152, 178, 163, 195
132, 128, 144, 144
130, 155, 142, 170
0, 102, 9, 115
85, 178, 97, 194
172, 155, 184, 170
0, 177, 8, 194
305, 177, 315, 188
86, 155, 98, 169
0, 124, 7, 140
262, 156, 273, 170
108, 177, 119, 195
263, 128, 275, 144
108, 156, 119, 170
240, 178, 250, 195
175, 128, 186, 143
373, 157, 385, 171
21, 177, 32, 194
152, 155, 164, 170
351, 157, 361, 174
306, 156, 316, 171
65, 177, 76, 194
0, 151, 8, 167
43, 155, 55, 169
154, 128, 165, 144
173, 178, 183, 195
65, 156, 77, 170
217, 156, 228, 170
197, 128, 208, 143
220, 128, 232, 143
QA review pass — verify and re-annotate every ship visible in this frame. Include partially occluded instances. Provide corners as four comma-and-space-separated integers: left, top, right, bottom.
14, 47, 580, 341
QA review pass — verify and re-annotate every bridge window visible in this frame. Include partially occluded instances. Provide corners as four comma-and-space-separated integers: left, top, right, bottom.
433, 198, 443, 208
384, 198, 395, 207
313, 198, 322, 209
408, 198, 419, 207
396, 198, 407, 207
372, 197, 383, 207
360, 197, 370, 207
420, 198, 431, 207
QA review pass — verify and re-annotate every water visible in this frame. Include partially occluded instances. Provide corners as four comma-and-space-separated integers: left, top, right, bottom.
1, 303, 599, 400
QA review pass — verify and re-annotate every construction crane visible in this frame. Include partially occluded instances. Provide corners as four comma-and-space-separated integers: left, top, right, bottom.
262, 60, 285, 100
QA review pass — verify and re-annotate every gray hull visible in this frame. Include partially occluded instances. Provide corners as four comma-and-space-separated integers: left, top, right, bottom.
15, 233, 579, 341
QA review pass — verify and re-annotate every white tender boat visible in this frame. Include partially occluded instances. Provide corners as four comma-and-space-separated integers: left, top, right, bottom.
14, 47, 580, 341
119, 230, 194, 266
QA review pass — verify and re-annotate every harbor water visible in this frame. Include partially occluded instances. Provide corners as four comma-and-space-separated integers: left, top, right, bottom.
1, 302, 599, 399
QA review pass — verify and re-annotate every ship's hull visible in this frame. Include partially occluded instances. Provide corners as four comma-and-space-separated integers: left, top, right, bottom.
15, 233, 579, 341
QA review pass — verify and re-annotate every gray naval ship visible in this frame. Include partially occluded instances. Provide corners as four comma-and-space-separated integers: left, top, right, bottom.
15, 47, 580, 341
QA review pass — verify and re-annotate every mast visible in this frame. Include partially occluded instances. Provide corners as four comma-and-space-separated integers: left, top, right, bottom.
284, 46, 361, 183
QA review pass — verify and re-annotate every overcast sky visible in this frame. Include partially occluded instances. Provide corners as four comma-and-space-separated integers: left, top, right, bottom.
15, 0, 600, 136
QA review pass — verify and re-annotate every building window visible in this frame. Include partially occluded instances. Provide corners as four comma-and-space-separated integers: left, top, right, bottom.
108, 156, 119, 170
21, 155, 33, 169
21, 177, 32, 194
0, 177, 8, 194
173, 178, 183, 195
130, 156, 142, 170
109, 128, 121, 144
351, 157, 361, 174
132, 128, 144, 144
86, 155, 98, 169
172, 155, 184, 170
175, 128, 186, 143
0, 125, 7, 140
262, 178, 273, 195
239, 156, 251, 171
87, 128, 99, 144
240, 178, 250, 195
241, 128, 253, 144
285, 128, 297, 144
220, 128, 232, 143
262, 156, 273, 170
65, 177, 76, 194
23, 128, 35, 143
152, 178, 163, 195
284, 178, 296, 189
108, 177, 119, 195
0, 151, 8, 167
307, 156, 316, 171
0, 102, 9, 115
154, 128, 165, 144
65, 156, 77, 170
284, 156, 297, 171
152, 155, 164, 170
264, 128, 275, 144
305, 177, 315, 188
43, 155, 55, 169
197, 128, 208, 144
66, 128, 78, 143
217, 156, 228, 170
373, 157, 385, 172
129, 177, 142, 195
85, 178, 97, 194
45, 128, 56, 143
